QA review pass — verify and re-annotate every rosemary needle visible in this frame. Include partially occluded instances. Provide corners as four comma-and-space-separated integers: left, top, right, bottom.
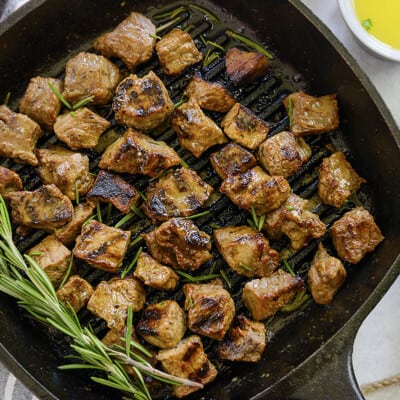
121, 247, 142, 279
225, 29, 273, 59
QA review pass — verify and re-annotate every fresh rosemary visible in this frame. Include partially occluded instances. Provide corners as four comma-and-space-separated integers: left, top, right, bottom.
188, 4, 219, 23
4, 91, 11, 106
250, 206, 266, 232
58, 253, 74, 290
48, 82, 93, 111
225, 30, 274, 59
282, 259, 296, 277
239, 263, 253, 272
281, 290, 310, 312
183, 210, 211, 220
121, 247, 142, 279
153, 5, 186, 20
175, 270, 220, 283
219, 270, 232, 289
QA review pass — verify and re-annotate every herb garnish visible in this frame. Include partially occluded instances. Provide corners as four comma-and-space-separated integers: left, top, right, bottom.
219, 270, 232, 289
4, 92, 11, 106
225, 30, 273, 59
239, 263, 253, 272
121, 247, 142, 279
281, 290, 310, 312
58, 253, 74, 289
174, 96, 189, 109
203, 49, 220, 67
362, 18, 373, 32
129, 235, 144, 249
250, 206, 266, 232
188, 4, 220, 23
176, 270, 220, 283
48, 82, 93, 111
183, 210, 211, 220
153, 6, 186, 20
282, 259, 296, 277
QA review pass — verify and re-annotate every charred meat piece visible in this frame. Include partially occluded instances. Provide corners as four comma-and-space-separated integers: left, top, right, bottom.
0, 166, 22, 197
214, 226, 280, 278
156, 28, 203, 76
54, 107, 110, 150
258, 131, 312, 178
283, 92, 339, 136
218, 315, 266, 362
318, 151, 366, 208
330, 207, 384, 264
0, 105, 42, 166
73, 220, 131, 273
308, 243, 347, 305
113, 71, 173, 130
220, 166, 291, 216
226, 47, 268, 86
221, 103, 269, 150
143, 168, 213, 222
63, 52, 120, 106
56, 275, 94, 312
157, 335, 218, 398
19, 77, 63, 131
142, 218, 212, 271
94, 12, 156, 70
242, 269, 304, 321
87, 277, 146, 330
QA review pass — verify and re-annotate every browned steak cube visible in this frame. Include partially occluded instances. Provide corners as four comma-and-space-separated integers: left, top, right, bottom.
113, 71, 173, 130
214, 226, 280, 278
94, 12, 156, 70
258, 131, 312, 178
56, 275, 94, 312
87, 277, 146, 330
283, 92, 339, 136
330, 207, 384, 264
242, 269, 304, 320
0, 105, 42, 166
0, 166, 22, 197
157, 335, 218, 398
318, 151, 366, 208
63, 52, 120, 106
54, 107, 110, 150
73, 220, 131, 273
99, 128, 180, 178
156, 28, 203, 76
308, 243, 347, 305
218, 315, 266, 362
142, 218, 212, 271
226, 47, 268, 86
221, 103, 269, 150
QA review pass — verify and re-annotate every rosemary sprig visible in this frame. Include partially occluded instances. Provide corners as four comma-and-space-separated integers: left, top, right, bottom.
250, 206, 266, 232
225, 30, 273, 59
239, 263, 253, 272
153, 5, 186, 20
58, 253, 74, 290
156, 17, 182, 34
72, 96, 94, 110
129, 236, 144, 249
105, 203, 113, 224
29, 251, 44, 256
282, 259, 296, 277
209, 223, 221, 229
48, 82, 94, 111
131, 205, 146, 220
137, 189, 147, 202
4, 91, 11, 106
287, 96, 294, 127
179, 158, 189, 168
149, 33, 162, 40
219, 270, 232, 289
115, 212, 135, 229
121, 247, 142, 279
203, 49, 219, 67
174, 96, 188, 109
176, 270, 220, 283
188, 4, 219, 23
183, 210, 211, 220
96, 201, 103, 223
82, 214, 96, 227
281, 289, 310, 312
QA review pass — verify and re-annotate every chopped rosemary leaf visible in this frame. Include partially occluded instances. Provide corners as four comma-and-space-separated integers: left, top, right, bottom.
72, 96, 94, 110
137, 189, 147, 202
48, 81, 72, 110
283, 259, 296, 277
129, 235, 144, 249
105, 203, 113, 224
96, 202, 103, 223
239, 263, 253, 272
206, 40, 225, 52
149, 168, 171, 182
362, 18, 373, 32
183, 24, 195, 33
58, 254, 74, 290
188, 4, 220, 23
156, 17, 182, 34
4, 92, 11, 106
225, 30, 273, 59
153, 5, 186, 20
176, 270, 220, 283
82, 214, 96, 227
209, 223, 221, 229
203, 50, 219, 67
121, 247, 142, 279
247, 218, 257, 230
281, 290, 310, 312
29, 251, 44, 256
179, 158, 189, 168
183, 210, 211, 220
220, 270, 232, 289
188, 297, 194, 308
114, 212, 135, 229
130, 205, 146, 220
286, 205, 295, 211
258, 214, 266, 232
174, 96, 188, 108
287, 96, 294, 127
200, 34, 208, 46
149, 33, 162, 40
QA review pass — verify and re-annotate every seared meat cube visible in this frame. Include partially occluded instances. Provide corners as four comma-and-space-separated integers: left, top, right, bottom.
54, 107, 110, 150
28, 235, 72, 287
63, 52, 120, 106
318, 151, 366, 208
258, 131, 312, 178
210, 142, 257, 180
36, 147, 94, 201
0, 166, 22, 197
308, 243, 347, 305
73, 220, 131, 273
283, 92, 339, 136
134, 252, 179, 291
99, 128, 180, 178
143, 168, 213, 222
113, 71, 173, 130
56, 275, 94, 312
242, 269, 304, 321
87, 277, 146, 330
183, 280, 235, 340
184, 75, 236, 113
226, 47, 268, 86
218, 315, 266, 362
0, 105, 42, 166
171, 97, 228, 158
263, 193, 326, 250
156, 28, 203, 76
220, 166, 291, 216
102, 326, 139, 348
221, 103, 269, 150
87, 170, 139, 214
94, 12, 156, 70
157, 335, 218, 398
142, 218, 212, 271
8, 184, 73, 231
214, 226, 280, 278
137, 300, 186, 349
330, 207, 384, 264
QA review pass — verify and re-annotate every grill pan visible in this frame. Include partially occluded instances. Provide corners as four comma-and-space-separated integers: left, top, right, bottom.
0, 0, 400, 399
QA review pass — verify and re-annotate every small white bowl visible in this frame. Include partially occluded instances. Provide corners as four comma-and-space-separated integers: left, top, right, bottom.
337, 0, 400, 62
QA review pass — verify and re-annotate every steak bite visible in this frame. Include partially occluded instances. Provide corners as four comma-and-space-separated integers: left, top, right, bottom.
156, 28, 203, 76
0, 166, 22, 197
56, 275, 94, 312
73, 220, 131, 273
221, 103, 269, 150
330, 207, 384, 264
258, 131, 312, 178
94, 12, 156, 70
242, 269, 304, 321
19, 77, 63, 131
142, 218, 212, 271
63, 52, 120, 106
214, 226, 280, 278
143, 168, 213, 222
318, 151, 366, 208
0, 105, 42, 166
113, 71, 173, 130
283, 92, 339, 136
308, 243, 347, 305
99, 128, 180, 178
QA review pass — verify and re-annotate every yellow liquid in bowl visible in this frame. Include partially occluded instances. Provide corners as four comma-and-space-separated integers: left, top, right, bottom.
354, 0, 400, 49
